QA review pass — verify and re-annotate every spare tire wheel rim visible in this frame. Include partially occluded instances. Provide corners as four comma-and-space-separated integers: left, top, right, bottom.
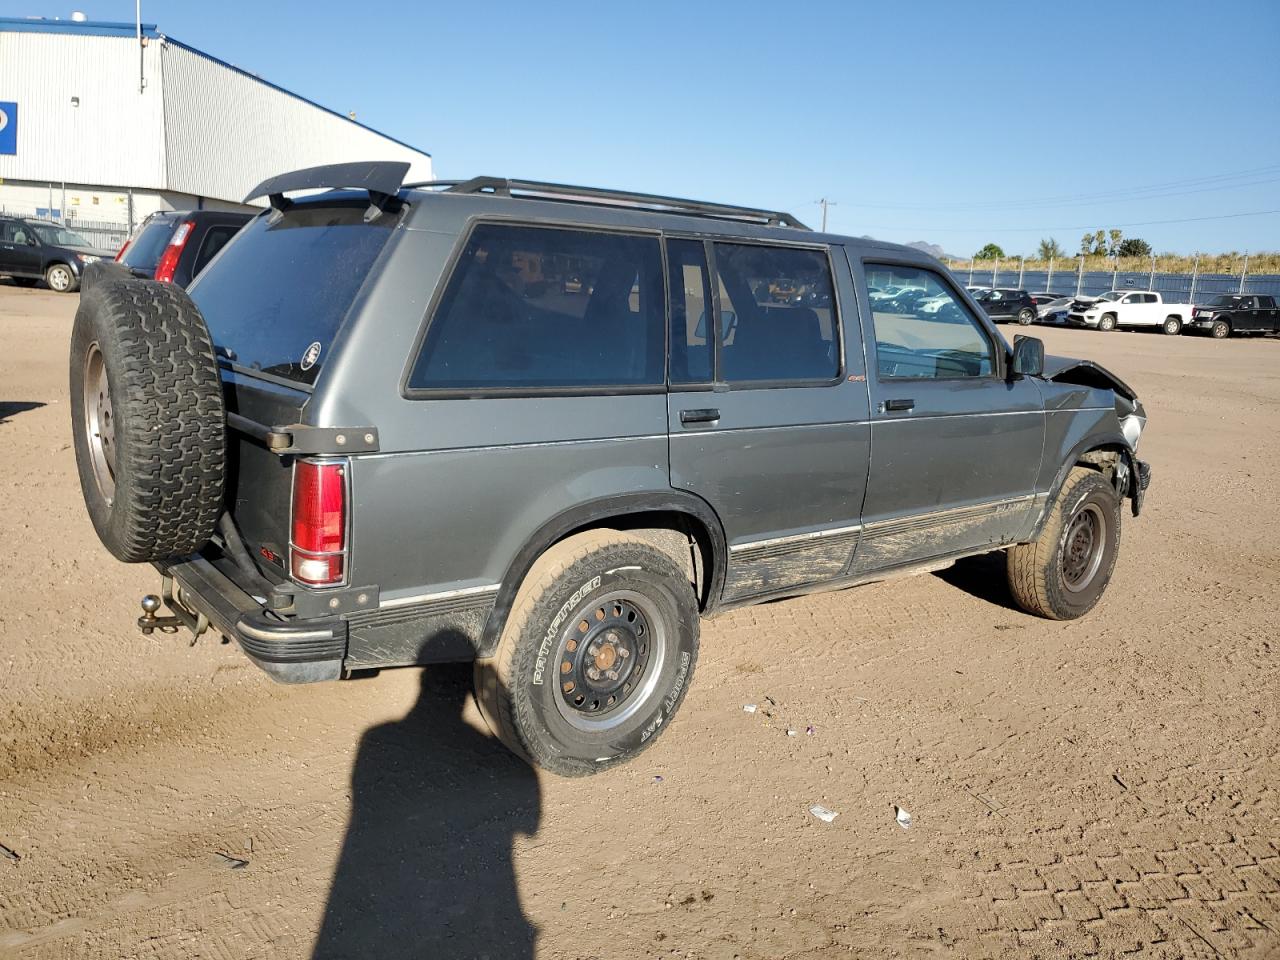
83, 342, 117, 503
1061, 503, 1105, 593
553, 590, 667, 733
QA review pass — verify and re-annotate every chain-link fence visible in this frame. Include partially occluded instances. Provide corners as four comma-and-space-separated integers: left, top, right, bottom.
946, 258, 1280, 303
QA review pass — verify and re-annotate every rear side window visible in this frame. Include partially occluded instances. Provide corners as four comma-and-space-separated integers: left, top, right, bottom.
408, 223, 665, 391
189, 201, 393, 385
120, 218, 177, 271
712, 243, 839, 383
191, 225, 239, 277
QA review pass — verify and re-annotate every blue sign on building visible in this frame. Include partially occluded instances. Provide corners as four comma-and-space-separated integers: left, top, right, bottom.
0, 102, 16, 155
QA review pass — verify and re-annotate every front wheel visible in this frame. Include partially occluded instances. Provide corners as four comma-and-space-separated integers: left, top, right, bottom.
1097, 314, 1117, 331
1007, 467, 1121, 620
1163, 316, 1182, 335
474, 530, 700, 776
1017, 308, 1035, 325
46, 262, 78, 293
1212, 319, 1231, 339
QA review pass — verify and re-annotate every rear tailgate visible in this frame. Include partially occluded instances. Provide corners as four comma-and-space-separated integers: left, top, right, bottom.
186, 198, 397, 577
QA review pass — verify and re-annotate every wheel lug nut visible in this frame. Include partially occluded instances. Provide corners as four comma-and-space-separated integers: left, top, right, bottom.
617, 647, 630, 659
606, 669, 619, 681
586, 667, 600, 681
587, 644, 600, 657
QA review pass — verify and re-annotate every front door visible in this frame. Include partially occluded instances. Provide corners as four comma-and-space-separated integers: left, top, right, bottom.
666, 237, 870, 602
850, 258, 1044, 576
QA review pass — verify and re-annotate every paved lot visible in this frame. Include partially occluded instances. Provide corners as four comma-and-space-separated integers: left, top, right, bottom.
0, 281, 1277, 959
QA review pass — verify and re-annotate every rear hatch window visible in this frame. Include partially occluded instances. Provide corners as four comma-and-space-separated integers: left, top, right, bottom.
119, 218, 177, 271
188, 200, 395, 386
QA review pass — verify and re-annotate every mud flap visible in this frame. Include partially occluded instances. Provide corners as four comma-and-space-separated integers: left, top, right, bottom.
1122, 452, 1151, 517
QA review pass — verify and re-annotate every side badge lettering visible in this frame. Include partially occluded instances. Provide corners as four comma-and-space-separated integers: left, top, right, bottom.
300, 342, 322, 371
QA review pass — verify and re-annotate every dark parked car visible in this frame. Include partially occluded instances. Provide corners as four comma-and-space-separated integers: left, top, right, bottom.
67, 163, 1151, 776
114, 210, 252, 288
974, 287, 1038, 324
1189, 295, 1279, 338
0, 216, 116, 292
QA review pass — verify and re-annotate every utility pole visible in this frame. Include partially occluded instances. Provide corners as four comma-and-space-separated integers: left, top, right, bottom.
1239, 251, 1249, 294
815, 198, 837, 232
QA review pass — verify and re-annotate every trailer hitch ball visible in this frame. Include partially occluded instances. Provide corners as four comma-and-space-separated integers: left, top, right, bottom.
137, 594, 181, 635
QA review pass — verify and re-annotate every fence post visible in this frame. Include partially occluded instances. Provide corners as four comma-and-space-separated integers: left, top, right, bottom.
968, 260, 974, 284
1111, 259, 1118, 291
1149, 254, 1156, 291
1076, 255, 1084, 296
1047, 257, 1055, 294
1017, 256, 1025, 288
992, 258, 998, 288
1239, 251, 1249, 293
1190, 254, 1199, 304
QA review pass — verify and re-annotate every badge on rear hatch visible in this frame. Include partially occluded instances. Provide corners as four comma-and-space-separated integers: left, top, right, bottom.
300, 341, 322, 371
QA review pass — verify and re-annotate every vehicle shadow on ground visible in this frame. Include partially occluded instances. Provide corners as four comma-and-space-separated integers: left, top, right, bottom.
0, 401, 46, 424
312, 664, 540, 960
933, 552, 1023, 613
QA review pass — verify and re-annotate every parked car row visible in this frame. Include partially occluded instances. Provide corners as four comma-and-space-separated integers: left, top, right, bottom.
0, 210, 252, 292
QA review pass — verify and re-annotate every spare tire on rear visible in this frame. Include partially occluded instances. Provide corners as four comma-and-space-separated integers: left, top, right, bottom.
69, 278, 226, 562
80, 258, 135, 295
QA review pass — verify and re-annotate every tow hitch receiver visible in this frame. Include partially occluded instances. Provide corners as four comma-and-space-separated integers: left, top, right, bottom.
137, 574, 209, 646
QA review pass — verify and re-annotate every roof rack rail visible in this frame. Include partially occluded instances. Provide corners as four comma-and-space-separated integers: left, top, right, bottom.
403, 176, 810, 230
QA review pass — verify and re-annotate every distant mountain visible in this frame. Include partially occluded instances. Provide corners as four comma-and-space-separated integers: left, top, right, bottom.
858, 235, 963, 260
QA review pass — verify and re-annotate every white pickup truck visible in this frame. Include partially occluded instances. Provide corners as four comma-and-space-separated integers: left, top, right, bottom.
1066, 290, 1194, 334
1067, 290, 1194, 334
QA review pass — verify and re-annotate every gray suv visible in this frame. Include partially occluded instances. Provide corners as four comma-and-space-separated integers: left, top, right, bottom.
69, 162, 1150, 775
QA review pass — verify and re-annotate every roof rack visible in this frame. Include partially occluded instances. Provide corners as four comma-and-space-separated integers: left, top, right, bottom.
403, 176, 810, 230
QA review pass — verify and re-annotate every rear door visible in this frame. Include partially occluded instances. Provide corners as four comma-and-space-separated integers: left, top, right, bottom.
666, 237, 870, 602
850, 258, 1044, 575
1260, 296, 1280, 332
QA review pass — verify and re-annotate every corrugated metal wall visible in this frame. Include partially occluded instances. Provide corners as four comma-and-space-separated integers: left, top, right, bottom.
0, 28, 432, 206
161, 41, 432, 205
0, 32, 166, 189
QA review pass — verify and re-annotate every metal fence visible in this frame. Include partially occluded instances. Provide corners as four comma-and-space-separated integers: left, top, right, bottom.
0, 202, 131, 253
946, 257, 1280, 304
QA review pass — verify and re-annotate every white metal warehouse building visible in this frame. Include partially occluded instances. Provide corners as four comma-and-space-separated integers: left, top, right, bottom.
0, 16, 432, 248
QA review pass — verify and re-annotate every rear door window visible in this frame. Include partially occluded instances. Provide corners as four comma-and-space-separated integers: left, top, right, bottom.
711, 242, 839, 383
119, 218, 177, 271
408, 223, 665, 392
191, 225, 239, 277
189, 201, 393, 386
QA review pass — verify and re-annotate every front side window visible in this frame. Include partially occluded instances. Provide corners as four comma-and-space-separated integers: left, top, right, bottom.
866, 265, 994, 379
712, 242, 838, 383
409, 224, 665, 391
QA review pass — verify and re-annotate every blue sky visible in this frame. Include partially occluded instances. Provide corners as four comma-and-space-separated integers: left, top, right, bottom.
6, 0, 1278, 256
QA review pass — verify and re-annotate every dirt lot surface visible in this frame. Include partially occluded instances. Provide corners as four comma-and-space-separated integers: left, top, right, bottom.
1, 281, 1277, 960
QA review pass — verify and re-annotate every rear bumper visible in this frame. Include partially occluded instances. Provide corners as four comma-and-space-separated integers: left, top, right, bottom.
157, 555, 347, 683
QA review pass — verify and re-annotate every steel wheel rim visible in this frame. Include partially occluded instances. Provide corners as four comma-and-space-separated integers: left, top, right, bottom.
1061, 503, 1105, 593
49, 266, 71, 291
82, 342, 117, 504
552, 589, 667, 733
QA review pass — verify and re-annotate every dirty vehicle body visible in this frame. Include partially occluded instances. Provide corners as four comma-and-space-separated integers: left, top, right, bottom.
69, 163, 1151, 775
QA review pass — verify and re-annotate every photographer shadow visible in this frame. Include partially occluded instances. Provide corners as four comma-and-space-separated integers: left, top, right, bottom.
313, 664, 540, 960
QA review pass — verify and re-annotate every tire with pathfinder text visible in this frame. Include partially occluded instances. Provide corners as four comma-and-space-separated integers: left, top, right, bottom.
69, 278, 226, 562
475, 530, 700, 776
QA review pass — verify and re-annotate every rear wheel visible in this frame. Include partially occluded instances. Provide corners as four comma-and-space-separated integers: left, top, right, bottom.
1212, 319, 1231, 339
1007, 466, 1121, 620
1017, 308, 1035, 325
1163, 316, 1182, 335
474, 530, 700, 776
45, 262, 77, 293
1097, 314, 1117, 332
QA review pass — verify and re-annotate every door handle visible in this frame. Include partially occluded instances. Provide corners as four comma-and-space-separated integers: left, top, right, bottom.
883, 398, 915, 412
679, 408, 720, 425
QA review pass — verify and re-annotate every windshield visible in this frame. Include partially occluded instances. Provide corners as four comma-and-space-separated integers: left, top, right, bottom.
188, 201, 394, 386
1095, 291, 1122, 301
30, 223, 92, 247
119, 218, 178, 271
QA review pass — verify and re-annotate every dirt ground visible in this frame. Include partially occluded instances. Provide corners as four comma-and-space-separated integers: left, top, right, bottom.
0, 281, 1277, 960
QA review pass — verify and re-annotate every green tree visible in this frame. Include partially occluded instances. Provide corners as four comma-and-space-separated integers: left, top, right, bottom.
1108, 229, 1123, 256
974, 242, 1005, 260
1117, 237, 1152, 258
1092, 230, 1108, 255
1037, 237, 1065, 259
1080, 233, 1094, 255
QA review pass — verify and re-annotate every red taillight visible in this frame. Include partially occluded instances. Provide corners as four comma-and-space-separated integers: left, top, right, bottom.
153, 220, 194, 283
290, 459, 347, 585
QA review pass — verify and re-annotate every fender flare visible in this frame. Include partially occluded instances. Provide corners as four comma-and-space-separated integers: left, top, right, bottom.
1032, 430, 1135, 539
478, 491, 728, 657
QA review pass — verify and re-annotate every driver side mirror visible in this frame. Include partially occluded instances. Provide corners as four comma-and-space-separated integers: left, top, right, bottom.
26, 236, 38, 246
1011, 335, 1044, 379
